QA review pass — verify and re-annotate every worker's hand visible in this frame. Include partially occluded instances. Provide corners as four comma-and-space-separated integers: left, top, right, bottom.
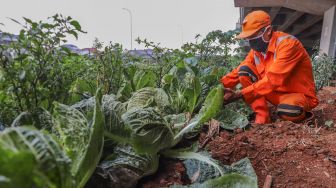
223, 88, 243, 105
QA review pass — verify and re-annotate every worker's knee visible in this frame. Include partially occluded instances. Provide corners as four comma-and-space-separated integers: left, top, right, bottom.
238, 65, 258, 83
276, 104, 306, 122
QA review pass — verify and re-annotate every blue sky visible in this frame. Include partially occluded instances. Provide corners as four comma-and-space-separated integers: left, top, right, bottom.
0, 0, 239, 49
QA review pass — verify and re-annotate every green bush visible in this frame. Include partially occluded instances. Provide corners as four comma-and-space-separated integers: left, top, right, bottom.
0, 15, 88, 124
312, 54, 336, 91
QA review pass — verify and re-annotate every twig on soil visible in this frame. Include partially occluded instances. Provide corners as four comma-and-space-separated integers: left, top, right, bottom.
200, 119, 220, 149
303, 116, 317, 128
262, 160, 269, 171
263, 175, 273, 188
250, 149, 265, 159
301, 139, 307, 147
314, 127, 322, 134
328, 156, 336, 163
284, 121, 295, 126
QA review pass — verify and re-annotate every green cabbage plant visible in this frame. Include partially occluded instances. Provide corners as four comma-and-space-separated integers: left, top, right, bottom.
0, 93, 104, 188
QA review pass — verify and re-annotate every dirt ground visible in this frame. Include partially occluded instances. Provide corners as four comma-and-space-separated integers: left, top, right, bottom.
139, 87, 336, 188
138, 159, 190, 188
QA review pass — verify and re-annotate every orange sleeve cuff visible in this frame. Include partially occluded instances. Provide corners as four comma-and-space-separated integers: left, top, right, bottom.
220, 75, 236, 89
219, 76, 227, 87
241, 85, 254, 96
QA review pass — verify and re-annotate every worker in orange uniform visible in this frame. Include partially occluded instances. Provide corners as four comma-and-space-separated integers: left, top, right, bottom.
220, 10, 318, 124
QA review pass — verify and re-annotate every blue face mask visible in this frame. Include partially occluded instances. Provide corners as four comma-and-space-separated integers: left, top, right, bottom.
247, 26, 270, 53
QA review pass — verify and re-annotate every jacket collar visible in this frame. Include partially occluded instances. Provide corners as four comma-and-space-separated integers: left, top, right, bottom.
266, 31, 278, 53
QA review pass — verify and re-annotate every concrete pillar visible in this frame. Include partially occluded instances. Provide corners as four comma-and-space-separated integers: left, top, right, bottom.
319, 5, 336, 57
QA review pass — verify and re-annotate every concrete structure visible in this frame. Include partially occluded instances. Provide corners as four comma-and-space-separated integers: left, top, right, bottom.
235, 0, 336, 57
320, 5, 336, 57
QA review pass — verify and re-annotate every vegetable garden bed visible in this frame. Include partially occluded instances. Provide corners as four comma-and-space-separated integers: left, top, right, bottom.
140, 87, 336, 188
1, 15, 335, 188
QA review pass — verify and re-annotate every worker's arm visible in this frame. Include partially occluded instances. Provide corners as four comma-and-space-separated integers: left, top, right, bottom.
241, 38, 304, 98
220, 50, 255, 88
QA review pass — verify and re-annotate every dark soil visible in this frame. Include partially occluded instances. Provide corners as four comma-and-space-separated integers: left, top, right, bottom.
139, 87, 336, 188
138, 159, 190, 188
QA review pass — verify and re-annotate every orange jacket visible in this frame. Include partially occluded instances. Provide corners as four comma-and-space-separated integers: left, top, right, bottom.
220, 31, 319, 109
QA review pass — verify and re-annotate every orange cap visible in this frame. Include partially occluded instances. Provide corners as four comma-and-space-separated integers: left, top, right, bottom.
236, 10, 271, 39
